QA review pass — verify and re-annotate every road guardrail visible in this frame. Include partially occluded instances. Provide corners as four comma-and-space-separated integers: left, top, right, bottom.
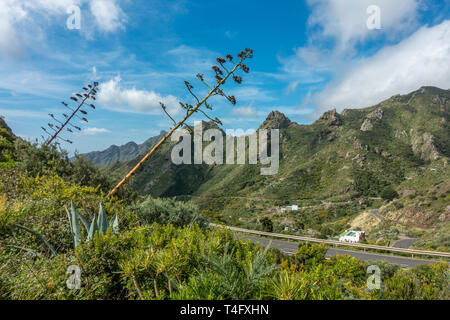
211, 224, 450, 258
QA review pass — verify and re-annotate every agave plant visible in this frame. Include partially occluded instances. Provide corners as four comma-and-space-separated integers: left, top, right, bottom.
65, 201, 119, 248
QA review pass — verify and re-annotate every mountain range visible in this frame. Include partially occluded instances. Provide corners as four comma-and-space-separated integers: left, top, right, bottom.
81, 86, 449, 250
81, 130, 167, 166
2, 86, 447, 250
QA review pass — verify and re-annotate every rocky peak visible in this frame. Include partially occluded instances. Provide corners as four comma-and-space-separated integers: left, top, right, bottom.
259, 111, 292, 130
316, 109, 342, 126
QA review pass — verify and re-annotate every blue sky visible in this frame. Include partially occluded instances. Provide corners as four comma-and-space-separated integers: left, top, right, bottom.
0, 0, 449, 154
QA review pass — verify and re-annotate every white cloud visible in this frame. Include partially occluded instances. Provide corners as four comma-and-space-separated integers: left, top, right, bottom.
306, 0, 419, 53
285, 80, 300, 94
97, 76, 181, 115
80, 127, 111, 135
231, 106, 257, 117
0, 0, 126, 58
225, 30, 238, 39
0, 0, 28, 58
315, 20, 450, 111
89, 0, 126, 32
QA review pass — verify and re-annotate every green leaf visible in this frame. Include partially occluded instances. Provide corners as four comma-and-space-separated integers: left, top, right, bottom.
85, 209, 94, 221
87, 215, 97, 241
65, 206, 72, 231
77, 210, 91, 233
97, 203, 109, 234
70, 201, 82, 248
109, 214, 119, 235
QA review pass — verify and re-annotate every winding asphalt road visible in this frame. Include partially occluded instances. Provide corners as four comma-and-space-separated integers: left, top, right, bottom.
238, 234, 443, 268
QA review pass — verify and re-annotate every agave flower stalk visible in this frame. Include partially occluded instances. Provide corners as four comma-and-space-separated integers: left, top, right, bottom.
42, 82, 99, 146
107, 48, 253, 197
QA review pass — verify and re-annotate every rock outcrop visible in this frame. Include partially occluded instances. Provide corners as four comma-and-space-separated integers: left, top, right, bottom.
259, 111, 292, 130
360, 108, 384, 131
411, 130, 440, 161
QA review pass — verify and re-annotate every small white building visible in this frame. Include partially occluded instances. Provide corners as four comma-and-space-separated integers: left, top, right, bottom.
279, 205, 299, 213
339, 230, 365, 243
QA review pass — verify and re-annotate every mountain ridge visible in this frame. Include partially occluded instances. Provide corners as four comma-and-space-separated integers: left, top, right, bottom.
1, 86, 448, 250
80, 130, 168, 166
97, 86, 449, 250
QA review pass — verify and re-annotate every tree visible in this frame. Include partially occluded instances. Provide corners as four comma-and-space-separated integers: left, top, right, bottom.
260, 217, 273, 232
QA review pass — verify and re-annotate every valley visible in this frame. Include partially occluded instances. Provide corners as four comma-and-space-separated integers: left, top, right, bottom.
80, 86, 450, 253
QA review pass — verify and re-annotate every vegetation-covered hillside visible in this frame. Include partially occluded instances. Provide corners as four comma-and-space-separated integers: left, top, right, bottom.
1, 113, 448, 300
95, 87, 449, 250
80, 130, 167, 166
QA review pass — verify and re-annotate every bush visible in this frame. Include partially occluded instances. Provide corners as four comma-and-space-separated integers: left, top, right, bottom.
134, 197, 209, 230
173, 244, 277, 299
260, 217, 273, 232
382, 263, 449, 300
1, 224, 275, 300
293, 243, 327, 269
380, 186, 399, 201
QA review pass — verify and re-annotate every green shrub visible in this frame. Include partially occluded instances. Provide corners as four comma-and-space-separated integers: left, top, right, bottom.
172, 243, 277, 300
134, 197, 208, 230
260, 217, 273, 232
380, 186, 399, 201
293, 243, 327, 269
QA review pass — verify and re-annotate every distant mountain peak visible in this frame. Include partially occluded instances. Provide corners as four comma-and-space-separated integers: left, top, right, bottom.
315, 108, 342, 126
259, 110, 292, 130
80, 130, 167, 166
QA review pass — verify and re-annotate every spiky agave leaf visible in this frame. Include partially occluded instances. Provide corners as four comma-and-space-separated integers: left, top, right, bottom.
97, 204, 109, 234
73, 204, 91, 233
109, 214, 119, 235
69, 201, 82, 248
87, 216, 98, 242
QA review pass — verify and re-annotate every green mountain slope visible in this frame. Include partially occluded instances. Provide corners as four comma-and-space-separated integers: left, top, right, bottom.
93, 87, 450, 249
